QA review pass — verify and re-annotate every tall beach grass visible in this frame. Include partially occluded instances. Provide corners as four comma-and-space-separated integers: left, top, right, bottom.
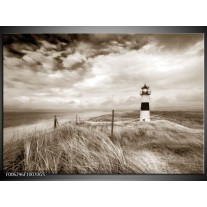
3, 119, 204, 174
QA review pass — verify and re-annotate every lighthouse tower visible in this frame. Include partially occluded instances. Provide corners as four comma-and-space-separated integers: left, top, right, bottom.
140, 84, 151, 122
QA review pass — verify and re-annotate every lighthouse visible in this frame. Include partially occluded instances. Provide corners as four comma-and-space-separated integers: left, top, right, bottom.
140, 84, 151, 122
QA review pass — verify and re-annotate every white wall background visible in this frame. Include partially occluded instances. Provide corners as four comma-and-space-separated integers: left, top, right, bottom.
0, 0, 206, 26
0, 1, 206, 207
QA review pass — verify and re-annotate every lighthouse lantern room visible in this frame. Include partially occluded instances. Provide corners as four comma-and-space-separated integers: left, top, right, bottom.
140, 84, 151, 122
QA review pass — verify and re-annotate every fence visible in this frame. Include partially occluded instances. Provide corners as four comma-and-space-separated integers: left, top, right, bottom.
53, 110, 203, 138
41, 111, 204, 174
53, 110, 116, 137
53, 113, 93, 128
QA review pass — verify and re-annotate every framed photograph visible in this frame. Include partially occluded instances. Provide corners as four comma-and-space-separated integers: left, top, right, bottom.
0, 27, 206, 180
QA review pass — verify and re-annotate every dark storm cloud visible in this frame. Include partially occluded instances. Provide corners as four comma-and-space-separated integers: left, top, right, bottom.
3, 34, 148, 60
4, 33, 203, 59
69, 60, 87, 71
3, 34, 85, 72
3, 34, 40, 46
86, 34, 147, 46
39, 34, 77, 45
150, 34, 203, 51
85, 34, 148, 57
2, 33, 163, 74
53, 55, 89, 71
3, 34, 77, 62
4, 35, 39, 58
3, 34, 78, 47
7, 47, 26, 58
54, 55, 64, 69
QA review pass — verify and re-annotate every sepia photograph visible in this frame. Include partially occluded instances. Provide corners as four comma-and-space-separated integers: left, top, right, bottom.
3, 33, 204, 174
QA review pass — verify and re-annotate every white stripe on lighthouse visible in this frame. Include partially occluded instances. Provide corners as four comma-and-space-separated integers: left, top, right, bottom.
140, 95, 149, 102
140, 111, 150, 121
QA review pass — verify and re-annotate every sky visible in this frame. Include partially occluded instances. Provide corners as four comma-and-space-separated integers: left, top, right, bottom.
3, 34, 204, 111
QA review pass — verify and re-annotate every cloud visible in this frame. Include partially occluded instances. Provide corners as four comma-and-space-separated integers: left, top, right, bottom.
3, 34, 204, 111
149, 34, 204, 51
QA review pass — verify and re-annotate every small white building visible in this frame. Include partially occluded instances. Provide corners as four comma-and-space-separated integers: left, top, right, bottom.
140, 84, 151, 122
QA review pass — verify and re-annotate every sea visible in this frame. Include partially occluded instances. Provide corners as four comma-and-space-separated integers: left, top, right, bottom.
3, 110, 109, 142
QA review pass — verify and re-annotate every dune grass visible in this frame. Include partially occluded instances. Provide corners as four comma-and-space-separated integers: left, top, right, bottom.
89, 110, 204, 129
3, 119, 204, 174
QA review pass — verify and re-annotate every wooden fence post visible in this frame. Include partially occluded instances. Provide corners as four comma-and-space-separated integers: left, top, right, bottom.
111, 110, 114, 138
54, 115, 57, 128
76, 114, 78, 124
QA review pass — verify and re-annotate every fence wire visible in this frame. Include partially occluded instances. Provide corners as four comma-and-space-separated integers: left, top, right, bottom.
53, 116, 203, 135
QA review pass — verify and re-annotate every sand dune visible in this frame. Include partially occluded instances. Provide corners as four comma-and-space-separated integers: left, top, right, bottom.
3, 117, 204, 174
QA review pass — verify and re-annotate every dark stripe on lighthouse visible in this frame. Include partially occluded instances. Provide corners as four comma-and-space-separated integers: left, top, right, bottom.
141, 102, 149, 110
